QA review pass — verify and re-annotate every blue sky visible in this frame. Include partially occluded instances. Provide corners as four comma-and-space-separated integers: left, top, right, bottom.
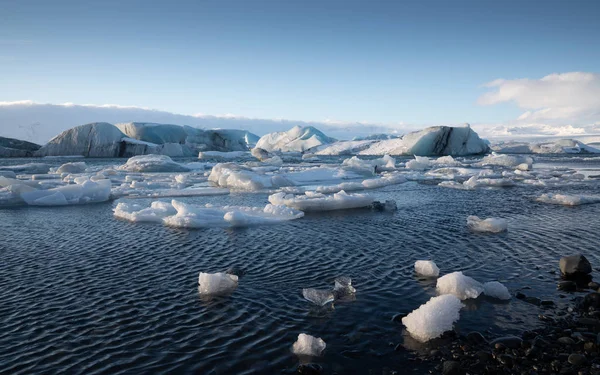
1, 0, 599, 129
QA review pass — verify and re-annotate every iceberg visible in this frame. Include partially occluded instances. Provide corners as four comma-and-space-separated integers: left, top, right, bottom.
466, 216, 508, 233
198, 272, 239, 296
492, 139, 600, 154
36, 122, 127, 157
414, 260, 440, 277
268, 190, 374, 212
291, 333, 326, 356
359, 125, 489, 156
477, 153, 533, 169
312, 139, 377, 155
436, 271, 484, 300
483, 281, 511, 300
341, 155, 396, 172
536, 193, 600, 206
0, 136, 41, 157
302, 288, 335, 306
20, 178, 111, 206
113, 201, 177, 223
255, 125, 335, 152
402, 295, 464, 342
198, 151, 250, 160
119, 154, 191, 172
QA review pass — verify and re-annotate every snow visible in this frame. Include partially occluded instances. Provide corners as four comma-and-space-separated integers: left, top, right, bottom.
401, 295, 464, 342
302, 289, 335, 306
536, 193, 600, 206
436, 271, 484, 300
359, 125, 489, 156
255, 125, 335, 152
119, 154, 191, 173
466, 216, 508, 233
198, 151, 250, 160
268, 190, 374, 212
414, 260, 440, 277
483, 281, 511, 300
56, 162, 87, 174
20, 178, 111, 206
291, 333, 326, 356
198, 272, 239, 296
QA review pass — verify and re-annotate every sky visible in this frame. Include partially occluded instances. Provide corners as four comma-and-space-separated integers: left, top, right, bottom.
1, 0, 600, 143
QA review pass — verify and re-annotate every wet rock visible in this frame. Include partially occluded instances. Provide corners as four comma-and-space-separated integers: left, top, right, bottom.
558, 281, 577, 292
297, 363, 323, 375
442, 361, 461, 375
340, 349, 363, 359
568, 353, 586, 365
581, 293, 600, 310
524, 297, 542, 306
577, 317, 600, 326
497, 354, 514, 366
516, 292, 526, 299
490, 336, 522, 349
589, 282, 600, 291
532, 336, 550, 348
557, 337, 576, 345
466, 331, 487, 345
560, 254, 592, 277
476, 350, 492, 363
541, 300, 555, 307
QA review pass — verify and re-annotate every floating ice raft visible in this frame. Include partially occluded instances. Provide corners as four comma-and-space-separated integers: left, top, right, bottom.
268, 190, 374, 212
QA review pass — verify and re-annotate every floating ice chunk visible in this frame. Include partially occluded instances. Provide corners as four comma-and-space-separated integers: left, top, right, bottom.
342, 155, 396, 172
361, 174, 407, 189
302, 288, 335, 306
463, 176, 515, 189
436, 271, 484, 300
20, 178, 111, 206
119, 154, 191, 172
406, 156, 431, 170
478, 153, 533, 168
401, 295, 464, 342
466, 216, 508, 233
113, 201, 176, 223
291, 333, 326, 356
333, 276, 356, 298
198, 272, 239, 296
0, 163, 50, 174
483, 281, 511, 300
0, 171, 17, 179
251, 147, 271, 161
414, 260, 440, 277
198, 151, 250, 160
56, 162, 87, 174
268, 190, 374, 212
208, 163, 286, 190
536, 193, 600, 206
256, 125, 335, 152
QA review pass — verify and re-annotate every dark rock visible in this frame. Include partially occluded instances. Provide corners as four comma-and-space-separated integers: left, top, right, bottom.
584, 342, 596, 352
442, 361, 461, 375
558, 281, 577, 291
516, 292, 526, 299
476, 350, 492, 363
567, 353, 586, 365
340, 349, 363, 359
557, 337, 576, 345
297, 363, 323, 375
532, 336, 550, 348
490, 336, 522, 349
391, 313, 407, 323
466, 331, 487, 345
524, 297, 542, 306
581, 293, 600, 310
577, 317, 600, 326
560, 254, 592, 277
541, 300, 555, 307
589, 282, 600, 291
497, 354, 514, 366
370, 201, 385, 211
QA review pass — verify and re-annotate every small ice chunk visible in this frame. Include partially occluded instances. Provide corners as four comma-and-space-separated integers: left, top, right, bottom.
302, 288, 335, 306
466, 216, 508, 233
56, 162, 87, 174
414, 260, 440, 277
268, 190, 374, 212
291, 333, 326, 356
198, 272, 239, 296
436, 271, 484, 300
483, 281, 511, 300
536, 193, 600, 206
401, 294, 464, 342
333, 276, 356, 298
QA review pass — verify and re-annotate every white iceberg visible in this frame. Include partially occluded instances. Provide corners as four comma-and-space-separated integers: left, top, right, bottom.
268, 190, 374, 212
359, 125, 488, 156
113, 201, 177, 223
414, 260, 440, 277
20, 178, 111, 206
119, 154, 191, 172
402, 294, 464, 342
198, 272, 239, 296
483, 281, 511, 300
466, 216, 508, 233
492, 139, 600, 154
536, 193, 600, 206
291, 333, 326, 356
313, 139, 377, 155
478, 153, 533, 168
255, 125, 335, 152
436, 271, 484, 300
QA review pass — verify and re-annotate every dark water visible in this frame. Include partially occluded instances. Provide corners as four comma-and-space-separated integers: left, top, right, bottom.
1, 157, 600, 374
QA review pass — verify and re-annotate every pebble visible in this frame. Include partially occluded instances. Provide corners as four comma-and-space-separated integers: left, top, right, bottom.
568, 353, 586, 365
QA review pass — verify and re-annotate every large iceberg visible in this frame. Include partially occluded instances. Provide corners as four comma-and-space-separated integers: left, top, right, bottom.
0, 136, 40, 157
359, 125, 489, 156
268, 190, 374, 212
402, 295, 464, 342
255, 125, 335, 152
36, 122, 127, 157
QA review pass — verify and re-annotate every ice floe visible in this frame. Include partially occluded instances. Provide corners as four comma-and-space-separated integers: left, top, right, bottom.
402, 294, 464, 342
536, 193, 600, 206
436, 271, 484, 300
20, 178, 111, 206
483, 281, 511, 300
119, 154, 191, 173
291, 333, 326, 356
198, 272, 239, 296
268, 190, 374, 212
414, 260, 440, 277
466, 216, 508, 233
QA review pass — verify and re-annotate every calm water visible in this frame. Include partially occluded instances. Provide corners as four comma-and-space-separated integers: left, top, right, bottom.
1, 156, 600, 374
